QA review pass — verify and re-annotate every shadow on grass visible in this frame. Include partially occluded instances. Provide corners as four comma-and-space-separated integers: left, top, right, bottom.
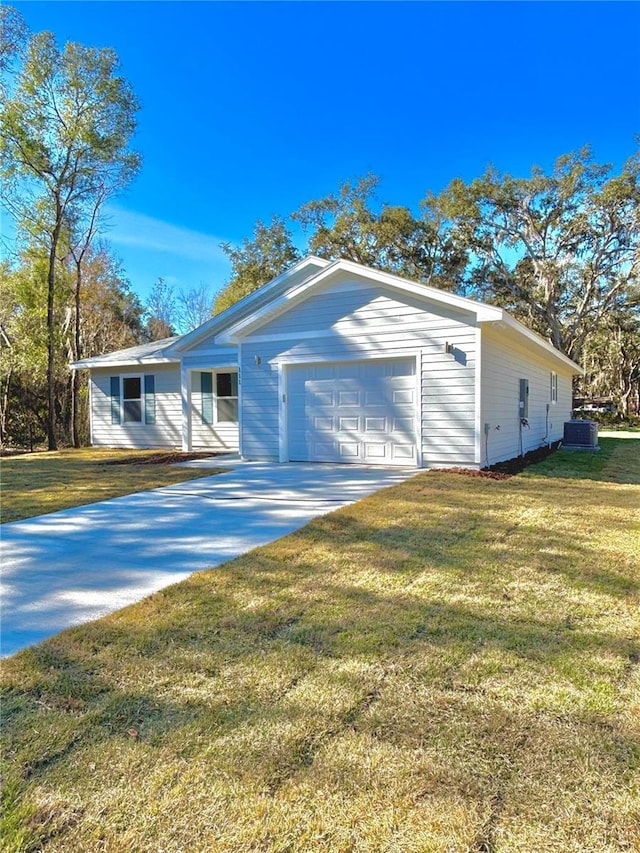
4, 547, 637, 811
2, 455, 638, 851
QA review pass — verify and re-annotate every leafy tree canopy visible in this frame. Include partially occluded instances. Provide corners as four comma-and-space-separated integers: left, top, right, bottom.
293, 174, 467, 290
215, 216, 300, 314
436, 145, 640, 360
0, 16, 141, 447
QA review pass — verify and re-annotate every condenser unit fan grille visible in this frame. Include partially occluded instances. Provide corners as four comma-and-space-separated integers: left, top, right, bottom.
563, 419, 599, 448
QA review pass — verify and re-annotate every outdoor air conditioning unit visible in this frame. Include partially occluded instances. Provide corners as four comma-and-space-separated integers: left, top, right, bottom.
563, 419, 599, 451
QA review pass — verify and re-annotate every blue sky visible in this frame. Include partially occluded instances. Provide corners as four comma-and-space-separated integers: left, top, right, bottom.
10, 1, 640, 304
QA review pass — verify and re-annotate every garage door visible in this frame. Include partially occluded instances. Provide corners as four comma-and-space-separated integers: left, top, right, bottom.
288, 359, 417, 465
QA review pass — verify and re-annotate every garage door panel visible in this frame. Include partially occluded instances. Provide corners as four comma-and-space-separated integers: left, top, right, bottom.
364, 390, 385, 405
393, 417, 414, 434
365, 443, 388, 459
339, 442, 360, 458
392, 444, 415, 460
338, 390, 360, 407
391, 361, 415, 377
365, 417, 387, 432
314, 417, 334, 432
339, 416, 359, 431
288, 359, 417, 466
311, 390, 334, 407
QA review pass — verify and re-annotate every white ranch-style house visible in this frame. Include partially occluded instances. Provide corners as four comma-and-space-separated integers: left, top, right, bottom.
72, 257, 581, 469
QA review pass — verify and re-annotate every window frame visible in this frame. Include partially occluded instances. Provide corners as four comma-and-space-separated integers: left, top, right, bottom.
199, 370, 239, 425
550, 371, 558, 404
110, 374, 156, 426
122, 375, 143, 424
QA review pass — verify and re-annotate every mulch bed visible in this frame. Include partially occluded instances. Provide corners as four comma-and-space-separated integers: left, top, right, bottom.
438, 441, 561, 481
105, 452, 223, 466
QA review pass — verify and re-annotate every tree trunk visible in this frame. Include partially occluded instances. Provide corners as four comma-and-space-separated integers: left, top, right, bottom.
71, 261, 82, 447
46, 235, 59, 451
0, 364, 13, 445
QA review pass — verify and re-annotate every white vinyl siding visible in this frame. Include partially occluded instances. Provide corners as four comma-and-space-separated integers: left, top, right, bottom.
90, 364, 182, 448
181, 346, 238, 369
480, 326, 574, 466
239, 278, 478, 467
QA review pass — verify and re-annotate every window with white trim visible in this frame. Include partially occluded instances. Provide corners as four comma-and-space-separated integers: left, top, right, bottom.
550, 371, 558, 404
123, 377, 142, 422
216, 372, 238, 422
200, 371, 238, 424
110, 375, 156, 425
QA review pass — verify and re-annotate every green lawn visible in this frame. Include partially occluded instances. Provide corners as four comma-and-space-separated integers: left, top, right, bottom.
1, 437, 639, 852
0, 448, 221, 524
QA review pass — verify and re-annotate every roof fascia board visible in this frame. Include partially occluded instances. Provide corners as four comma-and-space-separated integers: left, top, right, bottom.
172, 255, 330, 353
71, 356, 180, 370
484, 314, 583, 374
216, 259, 503, 343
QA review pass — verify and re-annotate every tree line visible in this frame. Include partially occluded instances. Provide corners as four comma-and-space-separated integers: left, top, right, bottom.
1, 8, 638, 450
0, 8, 213, 449
215, 158, 639, 418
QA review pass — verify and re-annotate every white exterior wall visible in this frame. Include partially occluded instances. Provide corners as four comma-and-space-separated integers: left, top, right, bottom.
239, 278, 478, 467
480, 326, 574, 466
181, 345, 238, 367
90, 364, 182, 448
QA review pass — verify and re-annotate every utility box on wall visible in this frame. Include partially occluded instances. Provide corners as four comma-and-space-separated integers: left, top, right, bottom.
519, 378, 529, 419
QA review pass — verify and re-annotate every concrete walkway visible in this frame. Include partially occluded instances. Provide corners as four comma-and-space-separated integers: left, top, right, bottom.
1, 461, 418, 657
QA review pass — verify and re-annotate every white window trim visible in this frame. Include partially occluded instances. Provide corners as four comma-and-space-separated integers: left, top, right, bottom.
214, 369, 239, 424
113, 373, 156, 426
121, 374, 144, 424
199, 369, 239, 425
550, 371, 558, 404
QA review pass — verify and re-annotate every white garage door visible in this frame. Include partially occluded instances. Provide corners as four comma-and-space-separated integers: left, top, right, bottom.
288, 359, 417, 465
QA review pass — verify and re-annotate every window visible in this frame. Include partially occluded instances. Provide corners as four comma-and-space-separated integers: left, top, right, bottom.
201, 372, 214, 425
216, 372, 238, 422
550, 371, 558, 404
123, 377, 142, 422
109, 375, 156, 425
200, 371, 238, 424
144, 375, 156, 424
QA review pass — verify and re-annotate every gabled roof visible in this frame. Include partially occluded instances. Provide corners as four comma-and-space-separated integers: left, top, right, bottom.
71, 336, 180, 369
215, 258, 581, 374
215, 258, 502, 342
70, 255, 329, 368
71, 255, 581, 375
171, 255, 330, 353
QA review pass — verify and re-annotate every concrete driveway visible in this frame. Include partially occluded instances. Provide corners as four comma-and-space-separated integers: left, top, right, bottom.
1, 461, 417, 657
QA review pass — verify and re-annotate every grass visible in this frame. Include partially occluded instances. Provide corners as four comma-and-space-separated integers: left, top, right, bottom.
1, 436, 639, 852
0, 448, 221, 524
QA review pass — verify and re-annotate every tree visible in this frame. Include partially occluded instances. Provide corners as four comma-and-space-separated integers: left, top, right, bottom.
214, 178, 470, 315
0, 243, 145, 448
77, 244, 145, 358
0, 5, 27, 93
437, 146, 640, 360
581, 307, 640, 416
293, 174, 467, 290
214, 216, 300, 314
145, 277, 177, 340
1, 24, 140, 448
176, 283, 214, 333
0, 249, 65, 449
